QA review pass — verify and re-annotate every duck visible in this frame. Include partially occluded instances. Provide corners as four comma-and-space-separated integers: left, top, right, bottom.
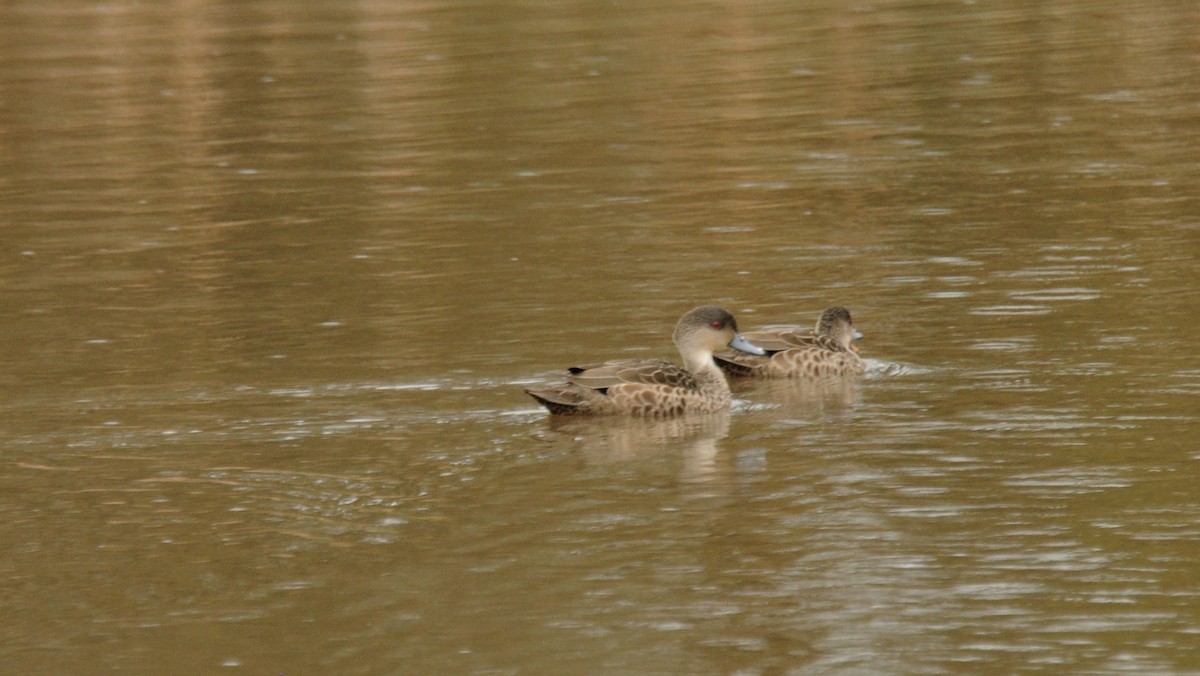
714, 306, 865, 378
524, 305, 765, 416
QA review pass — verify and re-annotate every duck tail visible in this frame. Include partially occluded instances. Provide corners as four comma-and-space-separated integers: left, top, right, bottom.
713, 354, 756, 378
524, 388, 588, 415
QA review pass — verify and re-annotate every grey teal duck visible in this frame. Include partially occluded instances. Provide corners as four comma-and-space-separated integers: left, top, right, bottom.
525, 305, 765, 416
714, 306, 865, 378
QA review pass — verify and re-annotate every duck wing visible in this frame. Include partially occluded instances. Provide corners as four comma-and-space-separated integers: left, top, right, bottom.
712, 351, 761, 377
741, 329, 828, 353
779, 331, 848, 352
744, 329, 850, 352
566, 359, 699, 391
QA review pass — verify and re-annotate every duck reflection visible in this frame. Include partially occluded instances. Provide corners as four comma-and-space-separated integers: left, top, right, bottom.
542, 411, 731, 483
737, 373, 862, 414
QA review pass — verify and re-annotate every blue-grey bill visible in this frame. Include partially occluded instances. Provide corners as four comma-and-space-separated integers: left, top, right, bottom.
853, 330, 864, 341
729, 333, 766, 356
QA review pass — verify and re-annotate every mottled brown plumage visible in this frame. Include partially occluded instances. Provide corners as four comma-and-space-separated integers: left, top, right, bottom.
715, 306, 866, 378
525, 305, 764, 416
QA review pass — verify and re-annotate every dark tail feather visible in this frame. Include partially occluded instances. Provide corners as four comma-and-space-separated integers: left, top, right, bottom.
524, 388, 585, 415
713, 355, 755, 378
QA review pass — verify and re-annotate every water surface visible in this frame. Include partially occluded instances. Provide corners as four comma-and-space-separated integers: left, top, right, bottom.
2, 1, 1198, 673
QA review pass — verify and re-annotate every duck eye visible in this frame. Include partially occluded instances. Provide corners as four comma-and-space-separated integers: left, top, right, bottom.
710, 320, 723, 329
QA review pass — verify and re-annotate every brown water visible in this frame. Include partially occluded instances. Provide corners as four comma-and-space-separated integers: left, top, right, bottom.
3, 1, 1199, 673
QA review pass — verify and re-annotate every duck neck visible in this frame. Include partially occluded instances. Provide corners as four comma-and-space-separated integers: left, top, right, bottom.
682, 350, 731, 397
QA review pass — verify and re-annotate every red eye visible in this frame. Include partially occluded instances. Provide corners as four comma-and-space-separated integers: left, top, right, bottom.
711, 321, 723, 329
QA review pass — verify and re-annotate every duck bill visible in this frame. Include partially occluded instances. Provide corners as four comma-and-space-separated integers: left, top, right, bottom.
853, 330, 864, 341
728, 333, 766, 356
